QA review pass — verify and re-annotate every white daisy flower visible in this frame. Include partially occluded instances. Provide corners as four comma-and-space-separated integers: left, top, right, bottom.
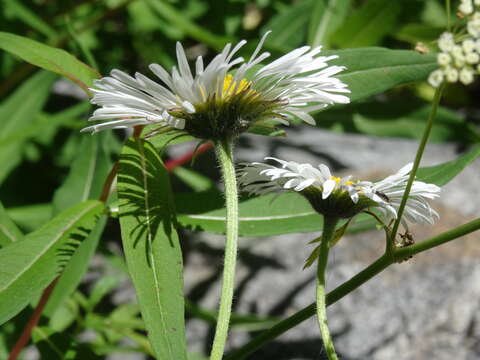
238, 158, 440, 225
82, 32, 350, 140
362, 163, 441, 226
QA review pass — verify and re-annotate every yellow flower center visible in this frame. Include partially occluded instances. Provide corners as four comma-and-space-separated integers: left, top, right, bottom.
330, 176, 354, 186
222, 74, 252, 97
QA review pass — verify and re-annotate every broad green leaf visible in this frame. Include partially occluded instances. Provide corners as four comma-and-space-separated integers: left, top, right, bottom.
0, 71, 56, 183
331, 0, 401, 48
45, 133, 114, 317
326, 47, 437, 103
0, 201, 23, 248
0, 32, 100, 94
4, 0, 56, 38
6, 203, 52, 233
176, 192, 323, 237
0, 200, 104, 325
416, 146, 480, 186
118, 138, 187, 360
308, 0, 352, 47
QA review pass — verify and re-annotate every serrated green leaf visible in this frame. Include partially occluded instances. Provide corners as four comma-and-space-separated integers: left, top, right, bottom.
331, 0, 401, 48
0, 201, 23, 248
0, 32, 100, 94
308, 0, 352, 47
325, 47, 437, 103
416, 146, 480, 186
0, 200, 104, 325
118, 138, 187, 360
0, 71, 56, 184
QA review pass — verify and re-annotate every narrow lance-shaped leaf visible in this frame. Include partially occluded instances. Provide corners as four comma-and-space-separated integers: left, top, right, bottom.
308, 0, 352, 48
45, 133, 116, 317
0, 201, 23, 248
0, 32, 100, 94
118, 138, 187, 360
0, 200, 104, 325
0, 71, 56, 184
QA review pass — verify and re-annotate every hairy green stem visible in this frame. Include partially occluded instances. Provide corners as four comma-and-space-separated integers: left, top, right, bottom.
210, 139, 239, 360
225, 217, 480, 360
316, 217, 339, 360
389, 84, 444, 243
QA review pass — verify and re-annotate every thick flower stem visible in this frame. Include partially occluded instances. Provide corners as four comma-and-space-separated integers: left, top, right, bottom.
316, 217, 339, 360
210, 138, 239, 360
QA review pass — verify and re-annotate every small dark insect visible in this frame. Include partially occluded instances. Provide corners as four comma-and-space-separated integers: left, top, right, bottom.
375, 190, 390, 202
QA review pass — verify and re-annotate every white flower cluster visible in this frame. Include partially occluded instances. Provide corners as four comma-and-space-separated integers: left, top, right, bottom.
429, 0, 480, 87
238, 158, 440, 226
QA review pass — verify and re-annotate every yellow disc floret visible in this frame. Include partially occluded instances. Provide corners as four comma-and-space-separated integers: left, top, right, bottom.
222, 74, 252, 98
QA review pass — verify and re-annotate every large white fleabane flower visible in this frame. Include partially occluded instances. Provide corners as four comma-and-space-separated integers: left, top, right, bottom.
362, 163, 441, 225
82, 32, 350, 139
239, 158, 440, 223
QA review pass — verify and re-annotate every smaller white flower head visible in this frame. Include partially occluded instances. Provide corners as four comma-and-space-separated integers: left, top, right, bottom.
428, 69, 444, 88
445, 66, 459, 82
460, 66, 475, 84
238, 157, 364, 202
362, 163, 441, 225
462, 39, 476, 53
466, 51, 480, 64
438, 32, 455, 52
459, 0, 474, 15
468, 19, 480, 38
437, 52, 451, 66
239, 158, 440, 226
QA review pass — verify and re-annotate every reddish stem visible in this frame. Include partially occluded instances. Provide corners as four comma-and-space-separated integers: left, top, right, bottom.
8, 278, 59, 360
165, 142, 213, 171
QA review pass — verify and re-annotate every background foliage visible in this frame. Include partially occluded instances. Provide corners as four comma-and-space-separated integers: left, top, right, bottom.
0, 0, 479, 359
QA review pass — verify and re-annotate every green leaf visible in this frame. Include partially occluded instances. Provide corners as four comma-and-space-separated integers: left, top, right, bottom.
331, 0, 401, 48
0, 71, 56, 184
262, 0, 313, 52
0, 201, 23, 248
395, 24, 443, 44
177, 192, 323, 237
118, 138, 187, 360
0, 32, 100, 94
145, 0, 231, 51
45, 133, 114, 317
6, 203, 52, 233
319, 100, 478, 143
173, 167, 215, 192
308, 0, 352, 47
0, 200, 104, 325
416, 146, 480, 186
52, 133, 113, 215
4, 0, 56, 38
326, 47, 437, 103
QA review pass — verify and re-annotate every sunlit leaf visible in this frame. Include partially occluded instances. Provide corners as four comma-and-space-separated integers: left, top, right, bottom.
118, 138, 187, 360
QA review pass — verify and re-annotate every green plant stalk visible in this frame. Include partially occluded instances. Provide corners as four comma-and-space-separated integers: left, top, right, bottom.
210, 138, 239, 360
446, 0, 451, 32
389, 83, 445, 243
316, 217, 339, 360
225, 217, 480, 360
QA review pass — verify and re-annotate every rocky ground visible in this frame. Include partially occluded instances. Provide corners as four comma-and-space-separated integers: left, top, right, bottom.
175, 128, 480, 360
